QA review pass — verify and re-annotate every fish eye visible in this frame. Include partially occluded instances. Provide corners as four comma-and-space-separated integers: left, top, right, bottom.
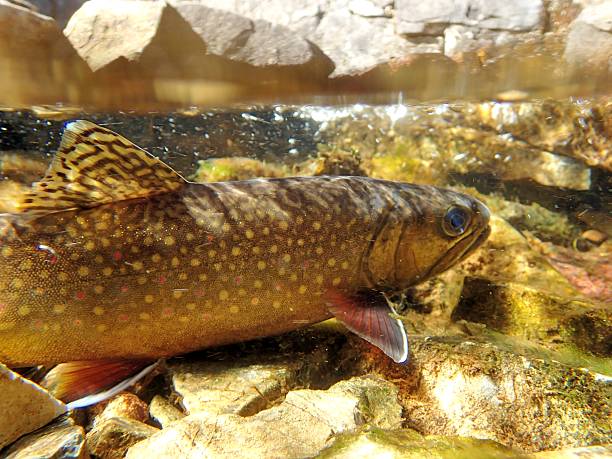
442, 206, 470, 237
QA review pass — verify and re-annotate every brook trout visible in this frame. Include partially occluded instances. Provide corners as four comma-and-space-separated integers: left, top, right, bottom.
0, 121, 490, 403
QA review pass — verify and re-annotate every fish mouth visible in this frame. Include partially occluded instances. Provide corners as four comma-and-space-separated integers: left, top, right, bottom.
426, 223, 491, 279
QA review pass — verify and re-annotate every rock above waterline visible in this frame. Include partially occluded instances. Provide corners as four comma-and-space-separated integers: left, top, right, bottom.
126, 376, 402, 459
0, 363, 66, 449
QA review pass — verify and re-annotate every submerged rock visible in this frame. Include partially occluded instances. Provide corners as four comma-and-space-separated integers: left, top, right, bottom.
318, 427, 519, 458
149, 396, 185, 428
2, 417, 86, 459
127, 376, 402, 459
89, 393, 150, 427
86, 417, 159, 459
167, 325, 347, 416
0, 363, 66, 449
353, 336, 611, 452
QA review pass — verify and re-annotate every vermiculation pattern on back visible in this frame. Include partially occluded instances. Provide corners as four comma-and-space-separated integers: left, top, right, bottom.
0, 175, 407, 365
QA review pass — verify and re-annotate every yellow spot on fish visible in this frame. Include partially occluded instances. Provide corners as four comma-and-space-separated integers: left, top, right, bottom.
282, 254, 291, 263
173, 290, 184, 299
132, 261, 143, 271
252, 246, 261, 254
186, 303, 196, 311
290, 273, 298, 282
179, 273, 188, 281
198, 273, 207, 281
51, 323, 61, 332
179, 316, 189, 323
94, 285, 104, 294
85, 241, 95, 251
231, 247, 241, 256
139, 312, 151, 320
262, 227, 270, 235
180, 246, 188, 255
230, 305, 240, 313
101, 238, 111, 248
131, 246, 140, 254
96, 324, 107, 332
137, 276, 147, 285
53, 304, 66, 314
254, 280, 263, 288
186, 232, 195, 241
102, 267, 113, 277
297, 239, 304, 246
270, 245, 278, 254
1, 247, 13, 257
93, 306, 105, 316
20, 259, 33, 270
245, 229, 254, 239
315, 275, 323, 285
152, 253, 161, 263
171, 257, 180, 267
238, 288, 246, 296
272, 301, 281, 309
191, 258, 201, 267
298, 285, 307, 294
17, 306, 30, 316
257, 261, 266, 270
145, 295, 154, 304
251, 297, 259, 306
222, 222, 231, 232
12, 278, 24, 289
327, 258, 336, 267
219, 290, 229, 301
332, 277, 342, 286
95, 221, 108, 231
95, 255, 104, 264
70, 253, 80, 261
279, 220, 288, 230
143, 236, 154, 246
316, 247, 323, 255
313, 222, 321, 230
296, 216, 304, 225
208, 250, 217, 258
341, 261, 349, 269
77, 266, 89, 277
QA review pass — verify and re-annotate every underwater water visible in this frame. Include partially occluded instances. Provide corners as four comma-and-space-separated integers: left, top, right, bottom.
0, 98, 610, 458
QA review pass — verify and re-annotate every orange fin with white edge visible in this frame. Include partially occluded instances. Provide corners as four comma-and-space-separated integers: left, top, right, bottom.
41, 359, 158, 409
325, 290, 409, 364
17, 120, 187, 215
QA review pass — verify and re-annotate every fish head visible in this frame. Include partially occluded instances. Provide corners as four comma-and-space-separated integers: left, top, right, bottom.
365, 185, 491, 290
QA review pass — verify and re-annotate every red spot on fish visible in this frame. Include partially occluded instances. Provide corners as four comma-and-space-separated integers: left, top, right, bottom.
75, 291, 86, 300
194, 289, 205, 297
118, 314, 129, 322
207, 234, 214, 242
113, 251, 122, 261
73, 319, 82, 326
202, 312, 212, 321
234, 276, 242, 284
49, 256, 58, 265
162, 307, 173, 317
275, 283, 283, 291
33, 319, 44, 330
303, 260, 311, 268
158, 275, 167, 284
0, 303, 5, 314
120, 285, 129, 293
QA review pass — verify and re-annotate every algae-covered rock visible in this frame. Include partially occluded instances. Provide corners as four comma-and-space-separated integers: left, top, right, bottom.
127, 376, 402, 459
2, 416, 87, 459
452, 277, 610, 355
191, 157, 290, 182
0, 363, 66, 449
458, 216, 582, 299
317, 427, 520, 459
351, 336, 611, 452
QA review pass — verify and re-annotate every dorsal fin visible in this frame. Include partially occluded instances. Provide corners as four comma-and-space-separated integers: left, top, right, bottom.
17, 120, 187, 214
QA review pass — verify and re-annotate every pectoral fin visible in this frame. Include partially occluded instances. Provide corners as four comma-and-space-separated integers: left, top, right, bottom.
41, 359, 158, 409
325, 290, 409, 363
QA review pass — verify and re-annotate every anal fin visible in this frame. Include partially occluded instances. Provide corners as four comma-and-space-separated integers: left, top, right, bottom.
41, 359, 158, 409
326, 290, 409, 364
